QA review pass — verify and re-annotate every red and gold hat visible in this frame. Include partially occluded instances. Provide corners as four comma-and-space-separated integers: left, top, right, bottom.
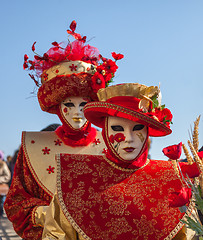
84, 83, 173, 137
23, 21, 124, 114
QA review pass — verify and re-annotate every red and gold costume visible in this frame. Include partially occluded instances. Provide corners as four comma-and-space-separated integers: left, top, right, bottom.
4, 21, 124, 239
42, 83, 200, 239
4, 128, 105, 239
43, 153, 198, 240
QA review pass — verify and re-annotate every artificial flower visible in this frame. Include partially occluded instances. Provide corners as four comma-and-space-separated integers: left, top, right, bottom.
111, 52, 124, 61
103, 59, 118, 74
91, 72, 105, 92
169, 187, 192, 207
162, 142, 182, 160
153, 108, 173, 127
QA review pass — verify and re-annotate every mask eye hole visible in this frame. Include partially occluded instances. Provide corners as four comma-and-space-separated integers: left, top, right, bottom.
79, 102, 87, 107
133, 124, 145, 131
111, 125, 124, 131
64, 102, 75, 107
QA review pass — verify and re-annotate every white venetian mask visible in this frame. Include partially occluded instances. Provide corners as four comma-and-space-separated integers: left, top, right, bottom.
60, 96, 88, 129
107, 116, 148, 161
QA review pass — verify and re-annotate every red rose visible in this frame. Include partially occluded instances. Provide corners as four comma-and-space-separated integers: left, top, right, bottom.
162, 142, 182, 160
111, 52, 124, 61
169, 187, 192, 207
114, 133, 126, 143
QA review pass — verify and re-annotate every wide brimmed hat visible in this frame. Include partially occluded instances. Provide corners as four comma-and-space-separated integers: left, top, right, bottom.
84, 83, 173, 137
23, 21, 124, 114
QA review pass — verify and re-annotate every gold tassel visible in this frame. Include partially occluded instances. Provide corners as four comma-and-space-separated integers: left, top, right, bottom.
192, 115, 200, 152
182, 143, 194, 165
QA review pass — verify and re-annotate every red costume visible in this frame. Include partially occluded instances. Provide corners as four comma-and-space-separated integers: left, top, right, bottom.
4, 21, 125, 239
42, 83, 200, 239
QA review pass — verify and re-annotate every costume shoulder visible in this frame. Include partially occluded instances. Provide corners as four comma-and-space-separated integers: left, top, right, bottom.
22, 130, 105, 196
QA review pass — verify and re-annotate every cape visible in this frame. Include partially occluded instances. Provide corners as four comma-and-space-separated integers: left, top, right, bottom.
57, 154, 194, 240
22, 130, 105, 196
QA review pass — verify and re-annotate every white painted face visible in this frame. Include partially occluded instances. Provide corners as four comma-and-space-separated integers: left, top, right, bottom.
107, 116, 148, 161
60, 96, 88, 129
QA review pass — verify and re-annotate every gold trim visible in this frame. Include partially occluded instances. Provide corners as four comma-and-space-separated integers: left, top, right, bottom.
103, 155, 150, 172
56, 154, 92, 240
84, 102, 171, 134
97, 83, 159, 102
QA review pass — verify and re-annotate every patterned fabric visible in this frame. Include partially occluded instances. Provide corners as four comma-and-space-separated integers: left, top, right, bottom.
4, 147, 51, 239
57, 154, 193, 240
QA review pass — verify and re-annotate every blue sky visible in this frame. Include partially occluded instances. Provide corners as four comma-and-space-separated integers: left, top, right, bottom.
1, 0, 203, 160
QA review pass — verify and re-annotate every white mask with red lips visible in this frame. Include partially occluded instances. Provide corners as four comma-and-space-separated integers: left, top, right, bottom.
60, 96, 88, 129
107, 116, 148, 161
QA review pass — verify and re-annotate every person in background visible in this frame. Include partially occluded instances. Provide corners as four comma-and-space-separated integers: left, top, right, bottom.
0, 150, 10, 217
4, 20, 123, 240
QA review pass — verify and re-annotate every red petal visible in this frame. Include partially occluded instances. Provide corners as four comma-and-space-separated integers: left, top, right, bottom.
198, 151, 203, 159
70, 20, 77, 32
162, 142, 182, 160
52, 41, 59, 47
169, 187, 191, 207
24, 54, 29, 61
32, 41, 36, 52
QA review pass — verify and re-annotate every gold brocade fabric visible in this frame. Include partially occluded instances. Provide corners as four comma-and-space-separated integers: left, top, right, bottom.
52, 154, 194, 240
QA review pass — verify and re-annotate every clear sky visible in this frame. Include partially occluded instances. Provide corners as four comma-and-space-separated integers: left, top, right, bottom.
1, 0, 203, 160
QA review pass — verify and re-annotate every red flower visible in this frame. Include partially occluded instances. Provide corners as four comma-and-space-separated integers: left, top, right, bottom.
104, 73, 113, 83
69, 64, 77, 71
103, 59, 118, 74
153, 108, 173, 127
102, 148, 108, 154
46, 165, 55, 174
111, 52, 124, 61
198, 151, 203, 159
92, 72, 105, 92
114, 133, 126, 143
54, 139, 62, 146
93, 138, 101, 145
109, 135, 115, 144
169, 187, 192, 207
162, 142, 182, 160
42, 147, 51, 155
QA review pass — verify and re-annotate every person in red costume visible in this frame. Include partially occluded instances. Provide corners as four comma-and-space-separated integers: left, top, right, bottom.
4, 20, 126, 240
42, 83, 200, 240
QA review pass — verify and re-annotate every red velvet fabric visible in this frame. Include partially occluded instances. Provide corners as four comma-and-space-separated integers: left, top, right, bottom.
55, 106, 97, 147
4, 147, 52, 240
58, 154, 188, 240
